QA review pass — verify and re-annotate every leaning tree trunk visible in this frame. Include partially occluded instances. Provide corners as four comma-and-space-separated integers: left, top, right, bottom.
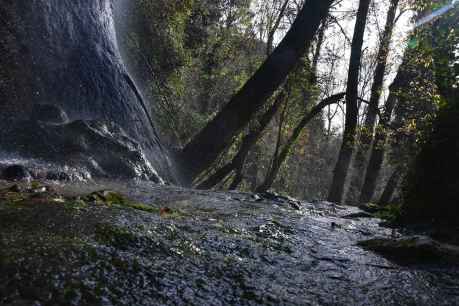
180, 0, 334, 181
328, 0, 371, 203
0, 1, 173, 180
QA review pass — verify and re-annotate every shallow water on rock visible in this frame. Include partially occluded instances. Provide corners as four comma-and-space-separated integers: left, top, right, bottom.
1, 180, 459, 305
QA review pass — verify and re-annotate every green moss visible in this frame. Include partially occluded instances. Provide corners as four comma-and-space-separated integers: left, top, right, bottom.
95, 224, 138, 248
30, 181, 41, 190
101, 191, 129, 205
82, 190, 160, 214
375, 204, 402, 223
128, 203, 159, 213
62, 199, 89, 212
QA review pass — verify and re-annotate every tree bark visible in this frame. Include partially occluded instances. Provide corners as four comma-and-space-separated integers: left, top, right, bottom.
358, 91, 397, 203
196, 92, 285, 190
346, 0, 399, 204
181, 0, 334, 181
257, 93, 345, 193
327, 0, 371, 203
378, 165, 403, 206
0, 0, 172, 179
359, 43, 417, 203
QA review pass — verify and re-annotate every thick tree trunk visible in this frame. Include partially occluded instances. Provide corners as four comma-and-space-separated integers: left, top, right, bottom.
327, 0, 371, 203
181, 0, 333, 181
346, 0, 399, 204
0, 1, 172, 180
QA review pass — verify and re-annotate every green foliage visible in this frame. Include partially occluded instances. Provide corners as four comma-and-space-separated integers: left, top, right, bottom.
402, 2, 459, 224
375, 203, 402, 223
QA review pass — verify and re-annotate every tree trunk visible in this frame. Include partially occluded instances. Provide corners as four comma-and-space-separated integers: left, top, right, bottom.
359, 42, 418, 203
180, 0, 334, 181
346, 0, 399, 204
358, 92, 397, 203
327, 0, 371, 203
378, 165, 403, 206
255, 18, 328, 193
0, 1, 172, 180
257, 93, 345, 193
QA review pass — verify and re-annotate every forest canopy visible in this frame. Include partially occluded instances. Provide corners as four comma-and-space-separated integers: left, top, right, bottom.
115, 0, 458, 223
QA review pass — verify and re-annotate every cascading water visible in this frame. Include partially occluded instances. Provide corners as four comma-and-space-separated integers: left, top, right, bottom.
415, 0, 458, 28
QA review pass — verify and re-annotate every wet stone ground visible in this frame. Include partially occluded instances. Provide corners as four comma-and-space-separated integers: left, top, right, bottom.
0, 180, 458, 306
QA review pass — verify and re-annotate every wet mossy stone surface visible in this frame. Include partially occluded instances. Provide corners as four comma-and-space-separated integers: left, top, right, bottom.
0, 180, 458, 305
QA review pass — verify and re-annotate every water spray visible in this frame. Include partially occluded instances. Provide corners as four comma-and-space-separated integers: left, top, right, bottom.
415, 0, 458, 28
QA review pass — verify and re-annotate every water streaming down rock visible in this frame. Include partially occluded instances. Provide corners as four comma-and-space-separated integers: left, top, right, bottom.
0, 0, 174, 182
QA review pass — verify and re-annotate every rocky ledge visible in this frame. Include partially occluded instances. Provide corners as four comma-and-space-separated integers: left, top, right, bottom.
0, 105, 163, 183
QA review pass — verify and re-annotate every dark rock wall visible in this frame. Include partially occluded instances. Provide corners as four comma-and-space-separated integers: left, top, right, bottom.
0, 0, 173, 180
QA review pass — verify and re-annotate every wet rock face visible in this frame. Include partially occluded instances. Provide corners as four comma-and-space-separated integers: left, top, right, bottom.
0, 0, 173, 181
0, 117, 163, 182
0, 105, 162, 182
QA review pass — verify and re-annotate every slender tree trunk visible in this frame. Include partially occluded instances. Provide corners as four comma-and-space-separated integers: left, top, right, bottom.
181, 0, 334, 181
257, 93, 345, 192
267, 0, 290, 57
256, 19, 328, 193
311, 21, 326, 79
346, 0, 399, 205
378, 165, 403, 206
359, 48, 414, 203
328, 0, 371, 203
358, 92, 397, 203
196, 92, 286, 189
